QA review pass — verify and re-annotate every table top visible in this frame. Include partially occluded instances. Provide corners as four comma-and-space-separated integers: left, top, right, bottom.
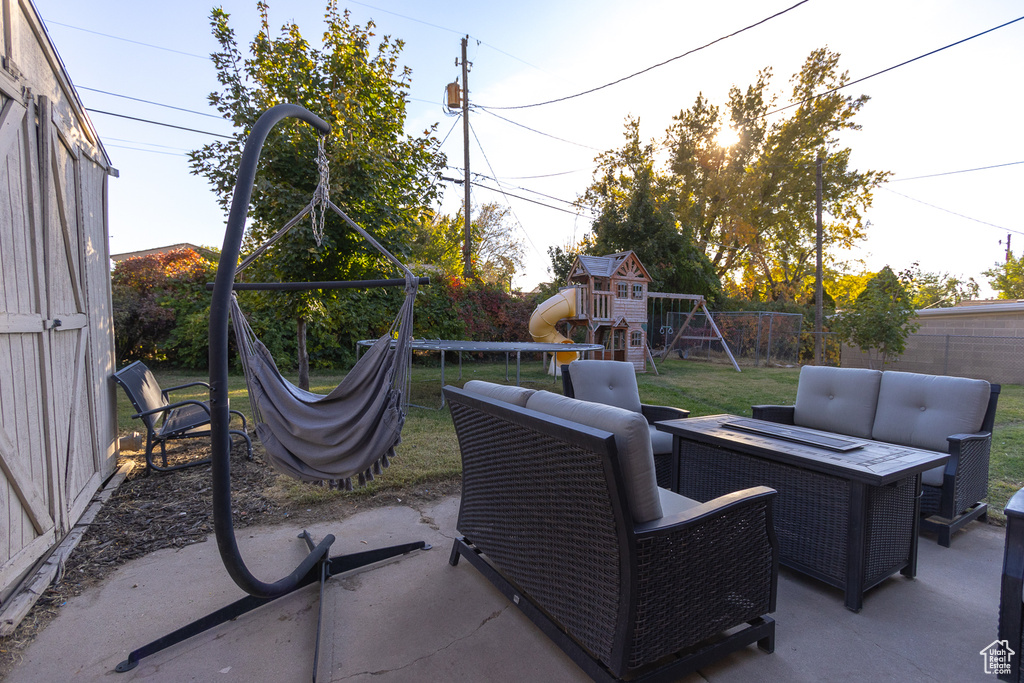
656, 414, 950, 486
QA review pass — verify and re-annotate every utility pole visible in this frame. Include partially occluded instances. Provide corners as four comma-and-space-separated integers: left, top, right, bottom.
459, 36, 472, 280
814, 154, 824, 365
1007, 233, 1012, 263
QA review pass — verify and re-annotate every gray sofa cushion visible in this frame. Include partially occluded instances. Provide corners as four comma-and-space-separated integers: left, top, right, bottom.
921, 465, 946, 488
650, 427, 674, 456
526, 390, 663, 523
793, 366, 882, 439
567, 360, 643, 413
871, 371, 991, 453
462, 380, 536, 407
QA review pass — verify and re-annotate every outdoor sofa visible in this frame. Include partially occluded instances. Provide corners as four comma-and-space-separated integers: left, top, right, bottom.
753, 366, 1000, 547
444, 380, 778, 682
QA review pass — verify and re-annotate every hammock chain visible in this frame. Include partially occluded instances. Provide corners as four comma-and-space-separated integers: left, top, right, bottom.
312, 135, 330, 246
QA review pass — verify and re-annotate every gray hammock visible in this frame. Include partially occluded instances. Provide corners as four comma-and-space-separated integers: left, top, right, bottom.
229, 198, 417, 490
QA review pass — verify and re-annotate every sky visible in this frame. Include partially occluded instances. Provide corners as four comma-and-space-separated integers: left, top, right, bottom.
32, 0, 1024, 296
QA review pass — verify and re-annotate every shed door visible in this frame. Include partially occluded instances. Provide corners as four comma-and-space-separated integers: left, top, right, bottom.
0, 95, 58, 591
40, 101, 102, 529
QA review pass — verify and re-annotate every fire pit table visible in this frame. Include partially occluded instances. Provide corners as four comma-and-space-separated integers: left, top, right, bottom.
656, 414, 949, 611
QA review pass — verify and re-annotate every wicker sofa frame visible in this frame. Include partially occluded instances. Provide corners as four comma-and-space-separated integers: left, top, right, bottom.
444, 385, 778, 682
753, 374, 1000, 547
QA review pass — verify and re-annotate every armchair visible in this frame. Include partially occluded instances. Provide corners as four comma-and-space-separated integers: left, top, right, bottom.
562, 359, 688, 489
114, 361, 252, 473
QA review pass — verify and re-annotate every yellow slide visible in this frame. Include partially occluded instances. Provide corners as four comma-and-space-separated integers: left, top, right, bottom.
529, 288, 578, 367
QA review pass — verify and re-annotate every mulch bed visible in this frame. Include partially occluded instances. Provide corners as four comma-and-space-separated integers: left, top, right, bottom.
0, 440, 459, 679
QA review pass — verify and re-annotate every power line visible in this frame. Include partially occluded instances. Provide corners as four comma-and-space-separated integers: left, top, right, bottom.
86, 109, 233, 138
503, 169, 588, 180
43, 19, 208, 59
891, 160, 1024, 182
468, 121, 542, 255
765, 15, 1024, 117
882, 187, 1024, 236
104, 144, 187, 157
346, 0, 464, 36
438, 116, 462, 147
476, 0, 810, 110
79, 86, 224, 119
475, 107, 602, 151
470, 181, 592, 218
104, 137, 191, 152
467, 170, 587, 210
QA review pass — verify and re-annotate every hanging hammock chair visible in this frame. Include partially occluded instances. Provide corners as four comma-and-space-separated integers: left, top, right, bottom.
115, 104, 430, 681
229, 250, 415, 489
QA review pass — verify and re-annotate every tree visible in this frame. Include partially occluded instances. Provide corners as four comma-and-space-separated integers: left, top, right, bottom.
666, 48, 889, 301
983, 252, 1024, 299
111, 248, 216, 365
407, 211, 463, 277
189, 1, 444, 388
470, 202, 525, 288
407, 202, 525, 290
907, 263, 979, 308
835, 265, 918, 367
581, 117, 721, 299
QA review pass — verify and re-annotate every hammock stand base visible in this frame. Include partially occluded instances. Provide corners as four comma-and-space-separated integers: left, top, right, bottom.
115, 532, 430, 677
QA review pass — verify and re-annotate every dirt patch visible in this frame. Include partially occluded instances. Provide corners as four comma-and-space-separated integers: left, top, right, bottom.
0, 440, 459, 680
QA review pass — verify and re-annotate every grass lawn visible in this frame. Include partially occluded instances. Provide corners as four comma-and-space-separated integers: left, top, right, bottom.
123, 357, 1024, 521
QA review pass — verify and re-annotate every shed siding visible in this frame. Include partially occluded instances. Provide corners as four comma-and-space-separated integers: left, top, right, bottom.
0, 0, 115, 603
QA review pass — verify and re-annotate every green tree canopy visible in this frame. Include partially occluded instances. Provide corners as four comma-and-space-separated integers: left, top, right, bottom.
189, 1, 444, 386
906, 263, 979, 309
983, 252, 1024, 299
406, 202, 525, 289
666, 48, 889, 301
835, 265, 918, 367
581, 117, 722, 299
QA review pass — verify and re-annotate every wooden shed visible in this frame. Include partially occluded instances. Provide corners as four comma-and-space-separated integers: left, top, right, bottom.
0, 0, 118, 621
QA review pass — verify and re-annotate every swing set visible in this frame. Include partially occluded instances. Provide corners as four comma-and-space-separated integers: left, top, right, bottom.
648, 292, 741, 372
114, 105, 430, 680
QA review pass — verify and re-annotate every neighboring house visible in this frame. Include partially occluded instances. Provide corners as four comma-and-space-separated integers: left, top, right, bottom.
842, 300, 1024, 383
110, 242, 218, 264
0, 0, 117, 631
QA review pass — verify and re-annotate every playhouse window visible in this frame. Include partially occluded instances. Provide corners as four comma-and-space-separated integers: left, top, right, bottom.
632, 284, 643, 299
617, 283, 628, 298
630, 330, 643, 347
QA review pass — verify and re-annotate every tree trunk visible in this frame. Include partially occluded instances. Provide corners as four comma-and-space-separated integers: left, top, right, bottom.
297, 317, 310, 391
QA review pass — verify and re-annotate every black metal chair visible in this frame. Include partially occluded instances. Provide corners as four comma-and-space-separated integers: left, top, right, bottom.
998, 487, 1024, 682
561, 359, 689, 489
445, 385, 777, 682
113, 361, 252, 472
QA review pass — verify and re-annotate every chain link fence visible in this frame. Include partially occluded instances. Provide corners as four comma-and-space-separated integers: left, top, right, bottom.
651, 311, 804, 367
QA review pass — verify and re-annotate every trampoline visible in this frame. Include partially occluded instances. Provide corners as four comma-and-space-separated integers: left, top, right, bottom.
357, 339, 604, 406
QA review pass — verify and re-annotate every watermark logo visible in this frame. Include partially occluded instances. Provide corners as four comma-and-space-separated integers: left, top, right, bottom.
980, 639, 1015, 676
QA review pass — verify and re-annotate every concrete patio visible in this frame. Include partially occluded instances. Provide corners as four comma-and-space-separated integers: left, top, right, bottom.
6, 495, 1005, 682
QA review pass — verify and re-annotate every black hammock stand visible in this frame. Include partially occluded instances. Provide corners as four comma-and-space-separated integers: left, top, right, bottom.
115, 104, 430, 679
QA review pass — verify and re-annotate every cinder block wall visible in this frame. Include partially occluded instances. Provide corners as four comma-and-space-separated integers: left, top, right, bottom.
841, 302, 1024, 383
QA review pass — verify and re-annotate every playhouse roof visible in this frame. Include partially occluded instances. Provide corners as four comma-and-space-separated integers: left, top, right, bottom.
571, 251, 652, 282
